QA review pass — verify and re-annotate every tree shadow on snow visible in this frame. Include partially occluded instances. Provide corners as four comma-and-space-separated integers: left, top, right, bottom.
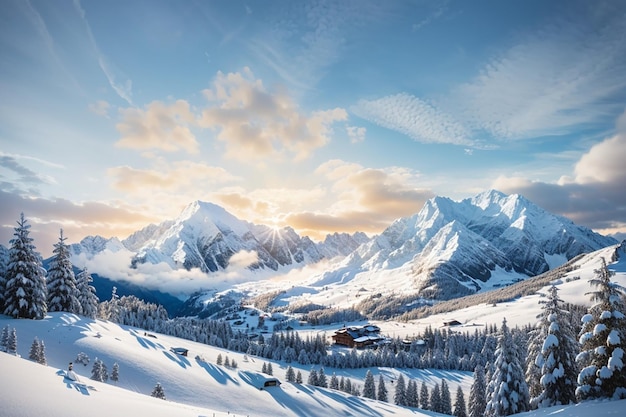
195, 357, 239, 385
56, 369, 91, 396
163, 350, 191, 369
131, 332, 164, 350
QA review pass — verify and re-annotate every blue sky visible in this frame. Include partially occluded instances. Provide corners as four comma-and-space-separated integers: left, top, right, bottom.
1, 0, 626, 256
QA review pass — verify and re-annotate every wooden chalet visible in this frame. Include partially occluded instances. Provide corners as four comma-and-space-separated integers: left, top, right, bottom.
331, 324, 383, 348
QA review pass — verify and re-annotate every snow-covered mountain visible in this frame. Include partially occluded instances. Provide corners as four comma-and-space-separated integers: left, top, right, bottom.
69, 201, 368, 274
304, 190, 617, 302
64, 191, 617, 309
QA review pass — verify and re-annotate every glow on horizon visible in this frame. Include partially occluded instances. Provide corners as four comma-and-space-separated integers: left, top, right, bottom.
1, 0, 626, 257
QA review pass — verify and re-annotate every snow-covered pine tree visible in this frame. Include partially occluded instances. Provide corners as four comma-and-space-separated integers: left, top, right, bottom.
46, 229, 80, 313
286, 366, 295, 382
441, 379, 453, 415
530, 285, 578, 408
485, 318, 530, 416
6, 327, 18, 355
75, 352, 90, 366
3, 213, 47, 319
217, 353, 223, 365
38, 339, 47, 365
296, 370, 303, 384
91, 358, 106, 382
468, 365, 487, 417
111, 362, 119, 383
525, 319, 543, 407
318, 367, 328, 388
377, 375, 388, 402
76, 268, 99, 318
419, 381, 429, 409
454, 385, 468, 417
308, 369, 318, 386
576, 257, 626, 401
343, 377, 352, 394
394, 374, 407, 405
0, 245, 8, 313
330, 373, 339, 390
151, 382, 166, 400
430, 383, 442, 412
363, 370, 376, 399
29, 337, 41, 363
223, 356, 230, 367
266, 362, 273, 375
1, 325, 10, 352
406, 379, 419, 407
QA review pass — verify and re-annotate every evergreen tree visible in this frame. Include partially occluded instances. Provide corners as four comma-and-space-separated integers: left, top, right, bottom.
406, 379, 419, 407
76, 268, 99, 318
377, 375, 388, 402
394, 374, 407, 406
318, 367, 328, 388
419, 382, 429, 409
468, 365, 487, 417
441, 379, 453, 415
217, 353, 223, 366
38, 339, 47, 365
3, 213, 47, 319
0, 245, 8, 313
430, 383, 442, 412
308, 369, 318, 386
111, 363, 119, 383
224, 356, 230, 367
530, 285, 578, 408
296, 370, 303, 384
266, 362, 273, 375
46, 230, 80, 313
453, 386, 468, 417
285, 366, 296, 383
343, 378, 352, 394
485, 318, 530, 416
330, 373, 339, 390
6, 327, 18, 355
29, 337, 41, 363
576, 257, 626, 401
91, 358, 107, 382
363, 370, 376, 399
1, 325, 10, 352
525, 320, 543, 407
151, 382, 166, 400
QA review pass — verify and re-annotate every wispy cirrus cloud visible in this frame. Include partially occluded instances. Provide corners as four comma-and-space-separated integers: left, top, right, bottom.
251, 0, 383, 91
352, 93, 473, 146
358, 3, 626, 147
452, 6, 626, 140
73, 0, 133, 104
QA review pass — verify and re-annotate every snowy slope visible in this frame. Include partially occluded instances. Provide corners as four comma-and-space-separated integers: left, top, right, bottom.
0, 313, 462, 417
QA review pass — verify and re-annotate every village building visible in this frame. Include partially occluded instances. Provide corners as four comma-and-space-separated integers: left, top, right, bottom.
331, 324, 384, 348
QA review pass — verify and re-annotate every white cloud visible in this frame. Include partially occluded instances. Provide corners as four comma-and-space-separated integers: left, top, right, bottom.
357, 4, 626, 146
198, 68, 347, 160
346, 126, 366, 143
352, 93, 472, 146
73, 0, 133, 104
89, 100, 111, 118
451, 6, 626, 140
115, 100, 198, 153
492, 109, 626, 233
